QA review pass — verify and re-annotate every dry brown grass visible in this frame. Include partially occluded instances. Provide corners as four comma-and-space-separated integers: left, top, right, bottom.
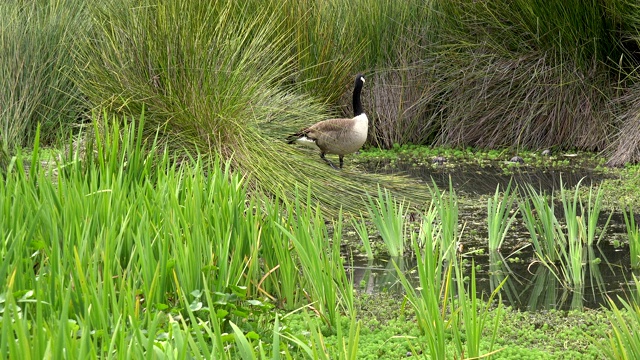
606, 84, 640, 166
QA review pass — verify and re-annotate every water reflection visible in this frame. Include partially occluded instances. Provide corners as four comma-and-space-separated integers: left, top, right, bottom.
347, 241, 637, 310
349, 257, 406, 294
352, 157, 635, 310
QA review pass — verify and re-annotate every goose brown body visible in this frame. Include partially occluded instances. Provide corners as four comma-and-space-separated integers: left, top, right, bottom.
287, 74, 367, 169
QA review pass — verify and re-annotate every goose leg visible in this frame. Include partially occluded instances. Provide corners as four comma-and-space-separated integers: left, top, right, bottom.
339, 155, 344, 169
320, 152, 339, 170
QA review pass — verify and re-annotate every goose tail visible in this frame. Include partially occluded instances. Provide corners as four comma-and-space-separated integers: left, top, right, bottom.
287, 129, 316, 145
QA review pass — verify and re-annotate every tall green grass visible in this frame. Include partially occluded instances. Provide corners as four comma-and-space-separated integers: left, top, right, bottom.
519, 179, 611, 294
394, 228, 450, 359
451, 260, 505, 359
519, 180, 609, 294
353, 214, 375, 260
487, 182, 518, 252
6, 0, 640, 167
437, 0, 621, 149
439, 0, 620, 68
395, 206, 505, 359
519, 185, 564, 263
580, 182, 613, 247
623, 205, 640, 269
0, 113, 360, 358
0, 0, 86, 152
430, 180, 459, 261
597, 275, 640, 359
555, 179, 610, 291
608, 83, 640, 166
277, 194, 355, 328
365, 186, 408, 258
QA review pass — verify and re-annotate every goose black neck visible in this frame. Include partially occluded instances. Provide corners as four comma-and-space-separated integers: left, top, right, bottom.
352, 77, 364, 117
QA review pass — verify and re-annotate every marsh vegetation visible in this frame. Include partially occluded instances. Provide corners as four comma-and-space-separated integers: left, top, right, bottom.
4, 0, 640, 358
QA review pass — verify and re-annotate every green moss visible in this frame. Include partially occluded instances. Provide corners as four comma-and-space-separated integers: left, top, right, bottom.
280, 293, 614, 359
599, 163, 640, 207
358, 144, 607, 169
491, 346, 554, 360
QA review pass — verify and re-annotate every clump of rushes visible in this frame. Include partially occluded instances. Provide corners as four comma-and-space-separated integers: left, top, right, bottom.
396, 208, 505, 359
581, 181, 613, 246
394, 219, 450, 360
353, 213, 375, 260
556, 178, 612, 292
519, 184, 564, 263
520, 180, 610, 295
73, 0, 426, 214
623, 205, 640, 269
276, 189, 354, 328
0, 114, 361, 358
414, 201, 440, 249
365, 186, 407, 257
257, 197, 303, 309
451, 259, 505, 359
557, 179, 586, 291
487, 181, 518, 252
429, 179, 459, 261
411, 0, 622, 153
0, 0, 86, 151
596, 275, 640, 360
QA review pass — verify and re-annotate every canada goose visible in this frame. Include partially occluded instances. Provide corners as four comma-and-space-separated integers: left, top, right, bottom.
287, 74, 367, 169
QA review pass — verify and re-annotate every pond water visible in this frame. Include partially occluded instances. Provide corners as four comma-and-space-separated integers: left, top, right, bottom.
348, 240, 635, 311
363, 158, 607, 195
351, 158, 638, 310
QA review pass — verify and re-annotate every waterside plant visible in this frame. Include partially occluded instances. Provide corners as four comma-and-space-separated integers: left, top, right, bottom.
623, 205, 640, 269
487, 181, 518, 252
0, 115, 359, 358
364, 186, 408, 258
519, 185, 564, 263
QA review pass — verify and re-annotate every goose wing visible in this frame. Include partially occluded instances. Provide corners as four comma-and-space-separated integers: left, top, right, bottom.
287, 118, 351, 143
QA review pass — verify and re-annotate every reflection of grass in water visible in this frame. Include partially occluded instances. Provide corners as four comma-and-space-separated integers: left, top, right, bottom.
586, 247, 609, 303
488, 252, 523, 307
379, 179, 620, 311
526, 265, 560, 310
528, 247, 607, 311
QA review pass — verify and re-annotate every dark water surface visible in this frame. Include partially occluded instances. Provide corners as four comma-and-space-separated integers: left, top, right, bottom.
348, 241, 636, 311
363, 158, 608, 195
351, 159, 637, 310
